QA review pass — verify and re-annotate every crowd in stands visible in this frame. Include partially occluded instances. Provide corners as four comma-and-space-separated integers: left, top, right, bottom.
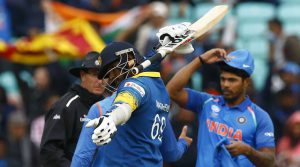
0, 0, 299, 166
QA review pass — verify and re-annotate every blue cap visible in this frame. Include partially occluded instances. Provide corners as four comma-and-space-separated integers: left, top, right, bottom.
223, 49, 254, 76
280, 61, 300, 75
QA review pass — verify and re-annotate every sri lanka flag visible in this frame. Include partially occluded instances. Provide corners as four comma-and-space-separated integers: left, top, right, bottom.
0, 18, 105, 65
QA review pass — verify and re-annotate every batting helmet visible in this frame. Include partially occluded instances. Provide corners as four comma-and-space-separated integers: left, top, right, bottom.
98, 42, 144, 79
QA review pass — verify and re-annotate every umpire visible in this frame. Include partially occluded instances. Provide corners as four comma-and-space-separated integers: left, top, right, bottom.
40, 51, 105, 167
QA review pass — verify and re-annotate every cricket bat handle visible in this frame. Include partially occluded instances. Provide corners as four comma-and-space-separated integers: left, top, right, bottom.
132, 50, 167, 75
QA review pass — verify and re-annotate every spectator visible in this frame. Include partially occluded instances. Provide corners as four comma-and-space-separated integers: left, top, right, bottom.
42, 0, 64, 33
6, 112, 40, 167
0, 136, 7, 167
238, 0, 279, 6
278, 62, 300, 94
7, 0, 45, 37
277, 111, 300, 167
27, 66, 52, 123
284, 35, 300, 66
46, 62, 72, 97
30, 94, 60, 148
271, 87, 300, 140
135, 1, 169, 55
0, 86, 17, 136
115, 6, 152, 44
268, 18, 286, 70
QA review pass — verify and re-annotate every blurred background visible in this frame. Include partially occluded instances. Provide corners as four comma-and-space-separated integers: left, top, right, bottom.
0, 0, 300, 166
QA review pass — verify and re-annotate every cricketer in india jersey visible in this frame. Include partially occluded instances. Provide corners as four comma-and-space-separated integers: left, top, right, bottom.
185, 88, 275, 167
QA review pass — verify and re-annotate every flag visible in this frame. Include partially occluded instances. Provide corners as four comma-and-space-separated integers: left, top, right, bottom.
50, 1, 151, 42
0, 19, 106, 65
50, 1, 126, 26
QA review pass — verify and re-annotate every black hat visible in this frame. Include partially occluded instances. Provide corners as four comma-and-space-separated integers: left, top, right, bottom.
69, 51, 101, 77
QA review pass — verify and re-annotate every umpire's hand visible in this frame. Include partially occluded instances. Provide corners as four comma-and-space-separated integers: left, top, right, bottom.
86, 114, 117, 146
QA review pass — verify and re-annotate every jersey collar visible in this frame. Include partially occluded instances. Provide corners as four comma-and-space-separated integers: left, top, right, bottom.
132, 72, 161, 78
219, 96, 252, 111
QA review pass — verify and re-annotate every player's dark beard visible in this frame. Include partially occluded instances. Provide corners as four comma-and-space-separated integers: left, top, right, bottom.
222, 89, 238, 104
110, 73, 126, 89
291, 135, 300, 147
110, 79, 120, 89
223, 95, 239, 104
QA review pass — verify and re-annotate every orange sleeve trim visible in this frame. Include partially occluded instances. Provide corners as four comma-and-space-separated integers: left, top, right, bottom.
96, 102, 103, 117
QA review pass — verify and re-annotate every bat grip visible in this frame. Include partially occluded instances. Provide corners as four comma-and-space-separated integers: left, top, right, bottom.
132, 50, 167, 75
132, 63, 146, 75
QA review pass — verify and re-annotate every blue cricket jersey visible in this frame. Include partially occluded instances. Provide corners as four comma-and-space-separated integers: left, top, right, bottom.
71, 93, 116, 167
71, 72, 188, 166
185, 88, 275, 167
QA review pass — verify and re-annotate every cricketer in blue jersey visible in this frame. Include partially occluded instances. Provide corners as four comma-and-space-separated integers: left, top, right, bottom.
73, 41, 192, 166
72, 92, 191, 166
167, 48, 275, 167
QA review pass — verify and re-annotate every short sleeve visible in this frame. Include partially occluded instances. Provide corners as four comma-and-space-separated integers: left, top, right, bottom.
88, 103, 102, 118
99, 93, 116, 114
255, 110, 275, 149
185, 88, 212, 113
115, 78, 149, 109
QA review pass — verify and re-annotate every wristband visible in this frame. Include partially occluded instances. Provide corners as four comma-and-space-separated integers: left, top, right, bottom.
198, 56, 205, 65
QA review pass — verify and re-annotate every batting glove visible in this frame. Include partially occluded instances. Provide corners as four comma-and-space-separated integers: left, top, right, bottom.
156, 22, 194, 54
86, 114, 117, 146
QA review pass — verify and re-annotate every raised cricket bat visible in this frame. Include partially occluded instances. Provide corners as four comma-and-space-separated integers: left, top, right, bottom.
132, 5, 229, 74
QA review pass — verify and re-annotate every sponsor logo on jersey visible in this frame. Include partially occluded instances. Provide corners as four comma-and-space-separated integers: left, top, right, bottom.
228, 55, 236, 59
264, 132, 274, 137
53, 114, 61, 120
210, 105, 220, 117
80, 114, 90, 122
124, 82, 145, 97
206, 118, 243, 141
237, 116, 247, 124
156, 100, 170, 112
211, 105, 220, 112
242, 64, 250, 68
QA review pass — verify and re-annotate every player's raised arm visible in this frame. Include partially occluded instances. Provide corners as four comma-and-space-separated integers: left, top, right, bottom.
167, 48, 227, 107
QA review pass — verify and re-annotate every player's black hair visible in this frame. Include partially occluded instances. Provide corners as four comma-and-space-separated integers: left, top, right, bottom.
218, 62, 250, 79
268, 18, 282, 28
277, 87, 294, 98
